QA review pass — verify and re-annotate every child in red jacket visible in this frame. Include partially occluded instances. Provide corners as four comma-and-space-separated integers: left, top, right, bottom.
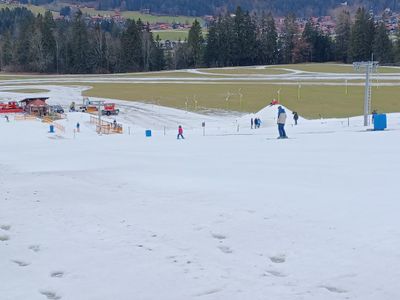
177, 125, 184, 139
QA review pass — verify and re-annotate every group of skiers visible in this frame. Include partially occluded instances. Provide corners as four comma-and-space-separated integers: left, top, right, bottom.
251, 117, 262, 129
176, 106, 297, 140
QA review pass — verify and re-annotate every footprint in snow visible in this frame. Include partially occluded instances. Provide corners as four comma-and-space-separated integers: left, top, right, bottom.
195, 288, 222, 297
320, 285, 347, 294
269, 255, 286, 263
50, 271, 64, 278
265, 270, 287, 277
29, 245, 41, 252
211, 233, 227, 240
0, 224, 11, 231
12, 260, 30, 267
0, 234, 10, 241
218, 245, 233, 254
40, 290, 62, 300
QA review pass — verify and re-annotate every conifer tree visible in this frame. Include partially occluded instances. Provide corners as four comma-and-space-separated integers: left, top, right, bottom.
258, 12, 278, 65
1, 31, 13, 68
70, 10, 91, 73
187, 19, 204, 67
281, 13, 298, 64
349, 7, 374, 61
335, 10, 351, 63
373, 21, 393, 63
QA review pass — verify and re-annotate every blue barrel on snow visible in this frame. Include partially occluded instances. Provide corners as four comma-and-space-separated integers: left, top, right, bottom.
374, 114, 387, 131
49, 125, 55, 133
145, 130, 152, 137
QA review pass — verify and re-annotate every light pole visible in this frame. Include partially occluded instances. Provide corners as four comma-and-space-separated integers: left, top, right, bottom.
238, 88, 243, 110
277, 89, 281, 102
193, 95, 197, 110
345, 79, 348, 95
353, 61, 379, 126
225, 92, 232, 110
297, 82, 301, 101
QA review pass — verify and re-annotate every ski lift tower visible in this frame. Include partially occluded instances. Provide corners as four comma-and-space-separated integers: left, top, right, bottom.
353, 61, 379, 126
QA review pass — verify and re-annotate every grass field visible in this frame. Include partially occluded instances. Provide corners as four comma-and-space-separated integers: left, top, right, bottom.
0, 3, 56, 16
79, 7, 198, 24
203, 68, 291, 75
153, 30, 189, 41
1, 63, 400, 118
278, 63, 400, 74
79, 82, 400, 118
115, 71, 209, 78
0, 3, 197, 25
2, 88, 49, 94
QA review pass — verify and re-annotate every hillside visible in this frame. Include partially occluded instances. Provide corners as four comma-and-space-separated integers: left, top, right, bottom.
25, 0, 400, 16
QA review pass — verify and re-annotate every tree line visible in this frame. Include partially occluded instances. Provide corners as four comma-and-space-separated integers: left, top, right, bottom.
0, 6, 399, 74
183, 6, 398, 68
0, 7, 164, 73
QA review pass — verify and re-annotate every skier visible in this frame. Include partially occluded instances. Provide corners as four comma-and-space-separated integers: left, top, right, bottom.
277, 106, 287, 139
372, 109, 378, 124
113, 119, 117, 129
177, 125, 184, 139
254, 118, 258, 129
70, 102, 76, 112
4, 115, 9, 122
293, 111, 299, 125
251, 118, 254, 129
76, 122, 80, 133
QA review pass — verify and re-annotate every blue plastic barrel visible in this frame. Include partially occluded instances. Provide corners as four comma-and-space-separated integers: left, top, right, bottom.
145, 130, 152, 137
374, 114, 387, 131
49, 125, 55, 133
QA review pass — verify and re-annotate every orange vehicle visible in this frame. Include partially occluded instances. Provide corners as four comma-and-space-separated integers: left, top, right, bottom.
0, 101, 24, 113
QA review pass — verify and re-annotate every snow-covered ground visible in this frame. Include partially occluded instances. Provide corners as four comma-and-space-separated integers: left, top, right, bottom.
1, 87, 400, 300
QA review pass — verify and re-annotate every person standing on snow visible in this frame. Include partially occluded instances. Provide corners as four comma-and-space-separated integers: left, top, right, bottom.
293, 112, 299, 125
277, 106, 288, 139
76, 122, 80, 133
251, 118, 254, 129
4, 115, 9, 122
177, 125, 184, 139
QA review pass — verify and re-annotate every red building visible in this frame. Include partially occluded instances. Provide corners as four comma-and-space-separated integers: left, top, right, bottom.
20, 97, 49, 117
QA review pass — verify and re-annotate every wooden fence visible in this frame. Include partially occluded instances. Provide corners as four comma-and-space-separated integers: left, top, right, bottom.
14, 114, 37, 121
53, 122, 65, 133
90, 115, 123, 134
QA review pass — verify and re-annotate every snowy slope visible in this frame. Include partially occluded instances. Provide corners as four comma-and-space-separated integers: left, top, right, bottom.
1, 93, 400, 300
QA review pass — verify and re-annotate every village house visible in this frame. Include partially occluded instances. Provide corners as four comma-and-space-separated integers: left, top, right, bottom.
20, 97, 49, 117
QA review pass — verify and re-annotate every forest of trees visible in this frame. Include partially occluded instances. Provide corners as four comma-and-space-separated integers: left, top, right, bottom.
200, 6, 397, 67
0, 6, 400, 74
0, 7, 165, 73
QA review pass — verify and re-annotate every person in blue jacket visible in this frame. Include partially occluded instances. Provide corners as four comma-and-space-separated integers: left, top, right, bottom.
277, 106, 288, 139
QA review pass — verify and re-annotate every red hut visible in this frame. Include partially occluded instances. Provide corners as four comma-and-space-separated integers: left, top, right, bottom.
20, 97, 49, 117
